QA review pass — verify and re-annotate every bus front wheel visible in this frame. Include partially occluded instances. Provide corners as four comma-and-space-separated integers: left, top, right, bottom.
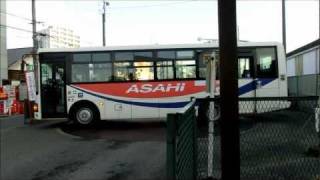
70, 102, 99, 126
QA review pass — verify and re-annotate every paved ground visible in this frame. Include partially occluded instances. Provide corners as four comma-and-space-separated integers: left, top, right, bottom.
0, 116, 166, 180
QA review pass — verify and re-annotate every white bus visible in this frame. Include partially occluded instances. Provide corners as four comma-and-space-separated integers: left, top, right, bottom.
33, 42, 287, 126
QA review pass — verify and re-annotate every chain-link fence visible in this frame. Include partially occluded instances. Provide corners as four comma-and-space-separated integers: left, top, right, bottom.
196, 96, 320, 180
167, 99, 198, 180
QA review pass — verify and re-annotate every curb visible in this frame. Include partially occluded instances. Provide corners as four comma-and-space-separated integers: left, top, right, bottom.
55, 128, 82, 139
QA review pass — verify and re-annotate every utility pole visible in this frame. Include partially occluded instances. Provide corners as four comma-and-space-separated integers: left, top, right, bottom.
102, 1, 109, 46
31, 0, 38, 91
32, 0, 37, 52
282, 0, 286, 52
27, 0, 37, 121
218, 0, 240, 179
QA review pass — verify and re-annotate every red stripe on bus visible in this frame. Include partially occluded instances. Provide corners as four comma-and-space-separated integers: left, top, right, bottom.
74, 80, 206, 98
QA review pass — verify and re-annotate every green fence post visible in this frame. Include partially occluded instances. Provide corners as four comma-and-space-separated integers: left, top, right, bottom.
167, 113, 177, 180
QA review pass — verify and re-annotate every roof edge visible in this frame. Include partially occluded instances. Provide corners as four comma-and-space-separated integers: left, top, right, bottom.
286, 39, 320, 58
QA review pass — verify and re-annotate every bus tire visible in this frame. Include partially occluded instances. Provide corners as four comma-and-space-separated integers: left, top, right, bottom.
70, 101, 100, 126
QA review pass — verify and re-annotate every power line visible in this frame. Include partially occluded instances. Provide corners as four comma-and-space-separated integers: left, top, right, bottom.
0, 24, 34, 34
0, 10, 43, 24
0, 11, 32, 22
110, 1, 194, 10
1, 24, 59, 41
1, 24, 95, 46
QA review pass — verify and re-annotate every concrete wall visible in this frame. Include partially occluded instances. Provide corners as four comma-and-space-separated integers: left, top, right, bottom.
0, 0, 8, 85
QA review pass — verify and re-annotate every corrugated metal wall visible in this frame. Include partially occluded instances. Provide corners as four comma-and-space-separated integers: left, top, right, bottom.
287, 46, 320, 97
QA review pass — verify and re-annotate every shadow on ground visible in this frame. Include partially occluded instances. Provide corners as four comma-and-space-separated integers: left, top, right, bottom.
57, 120, 166, 141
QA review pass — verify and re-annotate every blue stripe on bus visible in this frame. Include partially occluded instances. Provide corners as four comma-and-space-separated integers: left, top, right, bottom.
238, 78, 275, 95
71, 78, 275, 108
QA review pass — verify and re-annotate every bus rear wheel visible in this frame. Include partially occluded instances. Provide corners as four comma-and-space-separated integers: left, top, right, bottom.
71, 104, 99, 126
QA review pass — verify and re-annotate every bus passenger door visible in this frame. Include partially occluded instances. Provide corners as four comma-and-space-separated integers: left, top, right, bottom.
40, 62, 66, 118
254, 47, 279, 97
254, 47, 279, 113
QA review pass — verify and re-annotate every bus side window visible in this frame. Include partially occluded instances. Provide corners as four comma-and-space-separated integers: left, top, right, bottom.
91, 53, 112, 82
156, 61, 174, 80
90, 63, 112, 82
72, 53, 91, 83
133, 62, 154, 81
72, 64, 90, 82
113, 62, 132, 81
156, 50, 175, 80
175, 60, 196, 79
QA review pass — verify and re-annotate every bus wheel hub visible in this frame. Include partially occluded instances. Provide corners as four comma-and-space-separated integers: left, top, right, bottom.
77, 108, 92, 124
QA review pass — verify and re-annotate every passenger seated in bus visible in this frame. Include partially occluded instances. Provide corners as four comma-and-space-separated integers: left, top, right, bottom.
242, 70, 251, 78
129, 72, 134, 81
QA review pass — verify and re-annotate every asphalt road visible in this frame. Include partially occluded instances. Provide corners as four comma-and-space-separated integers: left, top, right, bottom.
0, 116, 166, 180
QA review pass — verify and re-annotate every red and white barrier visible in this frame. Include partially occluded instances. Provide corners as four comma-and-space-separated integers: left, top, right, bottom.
0, 85, 24, 116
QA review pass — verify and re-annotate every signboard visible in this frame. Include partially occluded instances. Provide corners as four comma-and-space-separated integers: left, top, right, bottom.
3, 85, 16, 99
25, 71, 36, 101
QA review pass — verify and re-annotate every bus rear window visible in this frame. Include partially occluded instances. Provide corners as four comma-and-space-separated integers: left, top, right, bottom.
256, 48, 277, 78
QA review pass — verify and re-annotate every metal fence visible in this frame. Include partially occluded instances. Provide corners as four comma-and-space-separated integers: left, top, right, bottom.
167, 99, 198, 180
288, 75, 320, 97
197, 96, 320, 180
167, 96, 320, 180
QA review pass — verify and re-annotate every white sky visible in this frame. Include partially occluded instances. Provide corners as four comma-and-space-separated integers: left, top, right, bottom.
4, 0, 320, 52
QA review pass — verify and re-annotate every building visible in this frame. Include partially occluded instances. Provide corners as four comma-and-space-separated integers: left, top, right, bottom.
38, 25, 80, 48
0, 0, 8, 85
286, 39, 320, 96
7, 47, 33, 85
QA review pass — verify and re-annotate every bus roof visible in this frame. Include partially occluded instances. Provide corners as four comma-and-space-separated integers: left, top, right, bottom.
38, 41, 282, 53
